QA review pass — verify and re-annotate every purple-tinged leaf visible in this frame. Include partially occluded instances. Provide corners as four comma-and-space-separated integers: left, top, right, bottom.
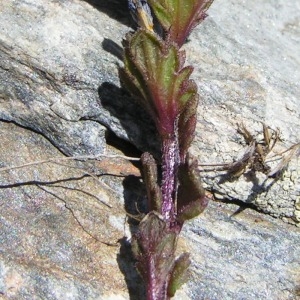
120, 29, 197, 137
131, 212, 177, 300
178, 88, 199, 162
176, 153, 208, 223
148, 0, 214, 47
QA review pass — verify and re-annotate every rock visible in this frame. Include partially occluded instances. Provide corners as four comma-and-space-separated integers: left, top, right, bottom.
0, 121, 143, 299
0, 0, 300, 299
182, 201, 300, 300
0, 0, 157, 156
187, 0, 300, 225
0, 122, 299, 299
0, 0, 299, 222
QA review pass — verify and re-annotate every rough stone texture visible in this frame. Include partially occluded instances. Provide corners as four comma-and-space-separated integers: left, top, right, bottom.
0, 0, 300, 299
188, 0, 300, 225
0, 0, 157, 156
183, 202, 300, 300
0, 121, 142, 300
0, 122, 299, 300
0, 0, 299, 222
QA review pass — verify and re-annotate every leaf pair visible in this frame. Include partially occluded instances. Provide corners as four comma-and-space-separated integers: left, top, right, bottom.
131, 211, 191, 299
142, 152, 208, 225
120, 29, 197, 138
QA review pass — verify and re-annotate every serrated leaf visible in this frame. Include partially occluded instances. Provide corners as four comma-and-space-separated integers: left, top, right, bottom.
120, 30, 197, 136
132, 212, 177, 299
167, 253, 191, 297
176, 153, 209, 222
148, 0, 214, 47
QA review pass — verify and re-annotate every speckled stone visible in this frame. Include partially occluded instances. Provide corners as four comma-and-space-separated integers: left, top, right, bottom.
0, 120, 299, 300
0, 0, 300, 298
0, 0, 299, 222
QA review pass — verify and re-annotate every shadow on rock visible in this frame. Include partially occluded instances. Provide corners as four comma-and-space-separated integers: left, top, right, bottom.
102, 38, 124, 61
83, 0, 133, 28
210, 169, 284, 216
98, 82, 160, 156
117, 237, 145, 300
117, 175, 148, 300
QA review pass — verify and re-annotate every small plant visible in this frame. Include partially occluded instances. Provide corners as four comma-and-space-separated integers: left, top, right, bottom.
120, 1, 214, 299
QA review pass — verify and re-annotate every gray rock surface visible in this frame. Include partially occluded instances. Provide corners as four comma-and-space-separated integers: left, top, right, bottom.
189, 0, 300, 225
0, 0, 300, 299
0, 121, 139, 300
0, 0, 299, 222
182, 202, 300, 300
0, 0, 157, 156
0, 121, 299, 300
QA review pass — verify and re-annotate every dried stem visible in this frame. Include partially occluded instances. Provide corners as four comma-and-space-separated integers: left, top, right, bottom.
0, 154, 140, 173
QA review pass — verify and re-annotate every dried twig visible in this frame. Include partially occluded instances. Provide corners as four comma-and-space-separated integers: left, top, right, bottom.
0, 154, 140, 173
267, 143, 300, 177
198, 124, 299, 178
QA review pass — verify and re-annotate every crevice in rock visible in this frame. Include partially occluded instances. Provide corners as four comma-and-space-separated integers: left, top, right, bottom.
211, 191, 260, 216
0, 119, 67, 155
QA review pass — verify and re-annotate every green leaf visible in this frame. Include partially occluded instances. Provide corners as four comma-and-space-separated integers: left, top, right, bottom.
120, 30, 198, 136
148, 0, 214, 47
167, 253, 191, 297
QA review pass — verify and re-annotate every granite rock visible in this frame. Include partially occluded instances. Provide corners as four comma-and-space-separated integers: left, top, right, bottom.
0, 0, 157, 156
0, 122, 299, 300
0, 121, 145, 299
187, 0, 300, 225
0, 0, 300, 299
0, 0, 299, 222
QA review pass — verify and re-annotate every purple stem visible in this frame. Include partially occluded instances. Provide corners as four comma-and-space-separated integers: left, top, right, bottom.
145, 130, 179, 300
161, 132, 179, 221
146, 261, 168, 300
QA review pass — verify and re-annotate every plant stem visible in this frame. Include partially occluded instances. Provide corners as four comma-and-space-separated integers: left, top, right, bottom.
146, 265, 168, 300
161, 131, 179, 221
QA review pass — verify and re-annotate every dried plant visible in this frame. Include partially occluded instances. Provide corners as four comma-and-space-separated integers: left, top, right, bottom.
229, 123, 299, 178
